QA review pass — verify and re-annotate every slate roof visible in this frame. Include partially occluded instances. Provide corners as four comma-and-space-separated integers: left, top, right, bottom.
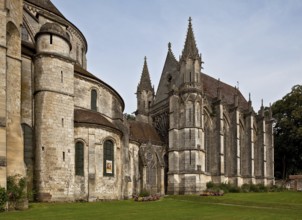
25, 0, 65, 18
154, 43, 179, 104
202, 73, 249, 110
129, 121, 162, 145
74, 109, 120, 133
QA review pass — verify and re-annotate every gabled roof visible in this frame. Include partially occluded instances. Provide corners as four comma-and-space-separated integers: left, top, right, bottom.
25, 0, 65, 18
137, 57, 153, 92
154, 43, 179, 104
129, 121, 163, 145
202, 73, 249, 110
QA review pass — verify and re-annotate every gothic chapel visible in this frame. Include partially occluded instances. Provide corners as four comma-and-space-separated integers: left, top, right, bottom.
0, 0, 274, 202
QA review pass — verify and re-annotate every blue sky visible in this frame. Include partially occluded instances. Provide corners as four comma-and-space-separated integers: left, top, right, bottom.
52, 0, 302, 113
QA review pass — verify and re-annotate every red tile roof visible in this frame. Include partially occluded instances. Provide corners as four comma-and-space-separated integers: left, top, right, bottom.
74, 109, 121, 134
129, 121, 163, 145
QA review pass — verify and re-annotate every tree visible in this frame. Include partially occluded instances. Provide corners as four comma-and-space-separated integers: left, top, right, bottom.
272, 85, 302, 179
124, 113, 136, 121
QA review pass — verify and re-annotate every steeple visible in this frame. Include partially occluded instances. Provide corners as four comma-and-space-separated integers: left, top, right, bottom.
136, 56, 154, 123
137, 56, 153, 93
181, 17, 200, 60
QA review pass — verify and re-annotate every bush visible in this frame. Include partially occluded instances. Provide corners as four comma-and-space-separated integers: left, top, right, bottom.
250, 184, 263, 192
241, 184, 251, 193
268, 184, 286, 192
206, 182, 283, 194
257, 184, 268, 192
218, 183, 230, 193
139, 189, 150, 197
0, 187, 8, 212
7, 175, 27, 210
229, 185, 241, 193
206, 181, 215, 189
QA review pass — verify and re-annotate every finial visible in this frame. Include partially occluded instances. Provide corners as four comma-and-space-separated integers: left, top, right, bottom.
168, 42, 171, 51
249, 93, 251, 102
217, 78, 221, 88
261, 99, 264, 107
217, 78, 221, 100
144, 56, 147, 62
189, 17, 192, 23
237, 81, 239, 90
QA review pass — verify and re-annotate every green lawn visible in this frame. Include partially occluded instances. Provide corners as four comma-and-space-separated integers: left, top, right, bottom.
1, 192, 302, 220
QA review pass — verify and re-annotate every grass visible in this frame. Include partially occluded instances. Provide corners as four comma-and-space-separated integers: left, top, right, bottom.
1, 192, 302, 220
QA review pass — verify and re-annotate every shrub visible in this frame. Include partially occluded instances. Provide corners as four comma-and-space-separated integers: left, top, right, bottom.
241, 184, 251, 193
139, 189, 150, 197
229, 185, 241, 193
249, 184, 260, 192
218, 183, 230, 193
0, 187, 8, 212
257, 184, 268, 192
269, 184, 286, 192
7, 175, 27, 210
206, 181, 215, 189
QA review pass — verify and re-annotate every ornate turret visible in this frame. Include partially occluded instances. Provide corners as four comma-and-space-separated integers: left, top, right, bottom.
179, 17, 203, 90
181, 17, 202, 63
137, 56, 153, 93
136, 57, 154, 123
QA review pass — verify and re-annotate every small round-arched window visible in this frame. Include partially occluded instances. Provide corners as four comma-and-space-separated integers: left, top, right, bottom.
103, 140, 114, 176
75, 141, 84, 176
91, 89, 97, 111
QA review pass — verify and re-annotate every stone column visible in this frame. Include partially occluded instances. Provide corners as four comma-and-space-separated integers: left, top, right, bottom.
160, 167, 165, 195
0, 4, 7, 188
6, 20, 26, 179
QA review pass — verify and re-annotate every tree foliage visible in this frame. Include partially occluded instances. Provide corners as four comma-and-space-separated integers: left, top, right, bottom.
272, 85, 302, 179
124, 113, 136, 121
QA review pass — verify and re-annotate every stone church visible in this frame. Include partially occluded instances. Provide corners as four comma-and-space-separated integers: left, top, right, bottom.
0, 0, 274, 202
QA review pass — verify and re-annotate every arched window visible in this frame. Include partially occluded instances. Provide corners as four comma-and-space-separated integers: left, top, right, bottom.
91, 89, 97, 111
75, 142, 84, 176
103, 140, 114, 176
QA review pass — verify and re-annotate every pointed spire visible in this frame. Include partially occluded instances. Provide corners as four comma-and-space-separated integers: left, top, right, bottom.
260, 99, 265, 117
269, 103, 273, 119
181, 17, 200, 60
137, 56, 153, 92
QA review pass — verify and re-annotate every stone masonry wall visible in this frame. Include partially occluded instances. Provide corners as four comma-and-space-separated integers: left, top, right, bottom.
74, 77, 123, 120
74, 126, 123, 201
